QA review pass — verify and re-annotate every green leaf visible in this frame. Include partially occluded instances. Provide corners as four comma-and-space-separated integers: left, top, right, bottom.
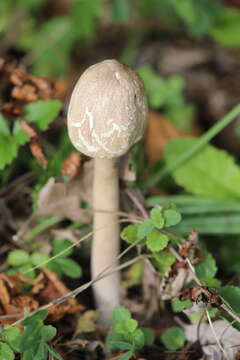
12, 120, 29, 146
112, 306, 131, 323
163, 209, 182, 227
211, 9, 240, 47
150, 208, 165, 229
7, 250, 30, 266
71, 0, 100, 40
137, 219, 154, 240
165, 138, 240, 199
55, 258, 82, 278
31, 252, 50, 267
195, 252, 217, 280
172, 299, 192, 312
24, 100, 62, 131
107, 340, 132, 351
146, 230, 169, 252
120, 225, 138, 244
41, 325, 56, 341
115, 319, 137, 334
0, 343, 14, 360
53, 238, 73, 257
46, 261, 62, 278
1, 327, 21, 347
28, 16, 76, 77
219, 286, 240, 314
141, 328, 155, 345
21, 309, 48, 326
0, 113, 10, 136
161, 327, 186, 350
152, 250, 176, 275
112, 0, 131, 23
132, 328, 145, 350
117, 351, 134, 360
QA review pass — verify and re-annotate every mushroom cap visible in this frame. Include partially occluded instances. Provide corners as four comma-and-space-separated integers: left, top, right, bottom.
67, 59, 148, 158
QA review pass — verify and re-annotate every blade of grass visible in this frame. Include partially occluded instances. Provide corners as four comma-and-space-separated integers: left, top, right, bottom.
143, 104, 240, 189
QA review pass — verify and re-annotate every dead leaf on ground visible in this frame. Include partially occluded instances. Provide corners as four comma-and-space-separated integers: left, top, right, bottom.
0, 273, 38, 325
145, 111, 183, 165
61, 152, 82, 179
20, 120, 48, 169
184, 320, 240, 360
32, 269, 84, 322
37, 160, 93, 223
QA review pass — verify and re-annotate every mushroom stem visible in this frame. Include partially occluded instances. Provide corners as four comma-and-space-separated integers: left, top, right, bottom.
92, 157, 120, 326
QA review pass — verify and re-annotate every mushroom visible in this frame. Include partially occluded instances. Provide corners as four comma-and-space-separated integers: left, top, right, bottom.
67, 59, 148, 326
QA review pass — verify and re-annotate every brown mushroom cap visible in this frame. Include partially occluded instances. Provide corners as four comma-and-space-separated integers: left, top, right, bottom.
67, 59, 148, 158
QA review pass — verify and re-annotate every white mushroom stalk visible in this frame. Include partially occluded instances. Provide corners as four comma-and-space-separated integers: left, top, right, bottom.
67, 59, 148, 326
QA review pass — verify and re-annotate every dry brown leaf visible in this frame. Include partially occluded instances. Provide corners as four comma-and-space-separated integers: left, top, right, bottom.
20, 120, 48, 169
37, 160, 93, 223
61, 152, 82, 179
33, 269, 84, 322
0, 273, 38, 325
145, 111, 183, 164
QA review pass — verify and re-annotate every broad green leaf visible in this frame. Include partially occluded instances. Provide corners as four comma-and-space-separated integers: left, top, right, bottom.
12, 120, 29, 146
161, 327, 186, 350
137, 219, 154, 240
24, 100, 62, 131
115, 319, 137, 334
0, 343, 14, 360
21, 309, 48, 326
163, 209, 181, 227
120, 225, 138, 244
1, 327, 20, 347
195, 252, 217, 280
55, 258, 82, 278
112, 306, 131, 322
152, 250, 176, 275
18, 264, 36, 280
7, 250, 30, 266
141, 328, 155, 345
46, 261, 62, 278
150, 208, 165, 229
172, 299, 192, 312
106, 340, 132, 351
29, 17, 75, 76
53, 238, 73, 257
165, 138, 240, 199
211, 9, 240, 47
112, 0, 131, 23
41, 325, 56, 341
146, 230, 169, 252
0, 113, 10, 136
71, 0, 100, 40
0, 136, 18, 170
31, 252, 50, 266
132, 328, 145, 350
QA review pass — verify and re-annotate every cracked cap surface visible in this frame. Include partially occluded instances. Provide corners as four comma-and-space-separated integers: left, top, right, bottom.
67, 59, 148, 158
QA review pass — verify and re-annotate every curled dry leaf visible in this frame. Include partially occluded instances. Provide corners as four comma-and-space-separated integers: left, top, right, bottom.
145, 111, 182, 164
20, 120, 48, 169
0, 273, 38, 325
37, 160, 93, 223
32, 269, 84, 322
0, 57, 59, 117
61, 152, 82, 179
184, 320, 240, 360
